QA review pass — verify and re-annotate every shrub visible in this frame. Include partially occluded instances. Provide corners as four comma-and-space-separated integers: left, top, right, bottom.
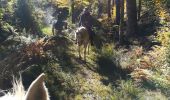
112, 80, 143, 99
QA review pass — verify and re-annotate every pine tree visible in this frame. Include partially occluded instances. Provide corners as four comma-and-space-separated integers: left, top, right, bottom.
126, 0, 138, 37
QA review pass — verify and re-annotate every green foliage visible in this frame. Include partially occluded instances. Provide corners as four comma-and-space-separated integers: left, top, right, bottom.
41, 26, 52, 36
0, 8, 4, 20
157, 31, 170, 46
142, 74, 170, 97
16, 0, 32, 27
90, 0, 99, 17
15, 0, 42, 35
140, 91, 168, 100
0, 0, 15, 23
162, 0, 170, 7
112, 80, 143, 99
151, 76, 170, 91
167, 44, 170, 71
101, 43, 118, 59
96, 43, 127, 81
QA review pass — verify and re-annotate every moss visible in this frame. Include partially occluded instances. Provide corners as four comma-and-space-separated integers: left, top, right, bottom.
42, 26, 52, 36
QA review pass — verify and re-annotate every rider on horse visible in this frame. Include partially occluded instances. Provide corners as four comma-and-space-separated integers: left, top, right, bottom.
79, 7, 95, 45
52, 11, 67, 35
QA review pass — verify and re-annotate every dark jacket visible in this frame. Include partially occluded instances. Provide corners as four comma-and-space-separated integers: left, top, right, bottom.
79, 10, 92, 28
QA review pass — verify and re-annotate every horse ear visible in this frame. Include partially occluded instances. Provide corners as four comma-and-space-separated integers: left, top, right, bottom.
25, 73, 50, 100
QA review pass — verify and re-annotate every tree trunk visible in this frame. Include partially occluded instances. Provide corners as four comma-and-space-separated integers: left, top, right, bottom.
111, 0, 115, 18
112, 0, 115, 6
70, 0, 75, 23
119, 0, 124, 43
115, 0, 120, 25
97, 0, 102, 18
138, 0, 142, 20
108, 0, 111, 18
126, 0, 138, 37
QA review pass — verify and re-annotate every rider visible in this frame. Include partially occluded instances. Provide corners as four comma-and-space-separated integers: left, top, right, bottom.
79, 7, 95, 45
52, 11, 64, 35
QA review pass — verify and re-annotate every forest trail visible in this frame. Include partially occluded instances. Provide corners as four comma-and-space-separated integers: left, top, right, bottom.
1, 0, 170, 99
0, 28, 169, 99
1, 3, 170, 98
0, 34, 118, 99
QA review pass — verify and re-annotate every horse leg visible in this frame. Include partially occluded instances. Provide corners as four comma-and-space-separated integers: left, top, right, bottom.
87, 43, 90, 55
84, 47, 86, 61
84, 43, 88, 61
65, 23, 68, 29
78, 45, 81, 59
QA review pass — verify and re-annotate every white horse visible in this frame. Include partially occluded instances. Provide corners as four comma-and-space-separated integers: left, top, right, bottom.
0, 73, 50, 100
75, 26, 90, 61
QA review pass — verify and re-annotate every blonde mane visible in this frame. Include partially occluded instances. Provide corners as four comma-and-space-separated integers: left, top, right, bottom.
0, 73, 50, 100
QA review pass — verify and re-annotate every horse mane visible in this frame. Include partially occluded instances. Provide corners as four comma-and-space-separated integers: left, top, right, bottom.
0, 73, 50, 100
0, 76, 25, 100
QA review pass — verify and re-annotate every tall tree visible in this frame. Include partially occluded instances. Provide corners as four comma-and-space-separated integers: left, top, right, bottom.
111, 0, 115, 17
137, 0, 142, 20
119, 0, 124, 42
16, 0, 33, 31
70, 0, 75, 23
126, 0, 138, 37
97, 0, 102, 18
115, 0, 120, 25
112, 0, 115, 7
107, 0, 111, 18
